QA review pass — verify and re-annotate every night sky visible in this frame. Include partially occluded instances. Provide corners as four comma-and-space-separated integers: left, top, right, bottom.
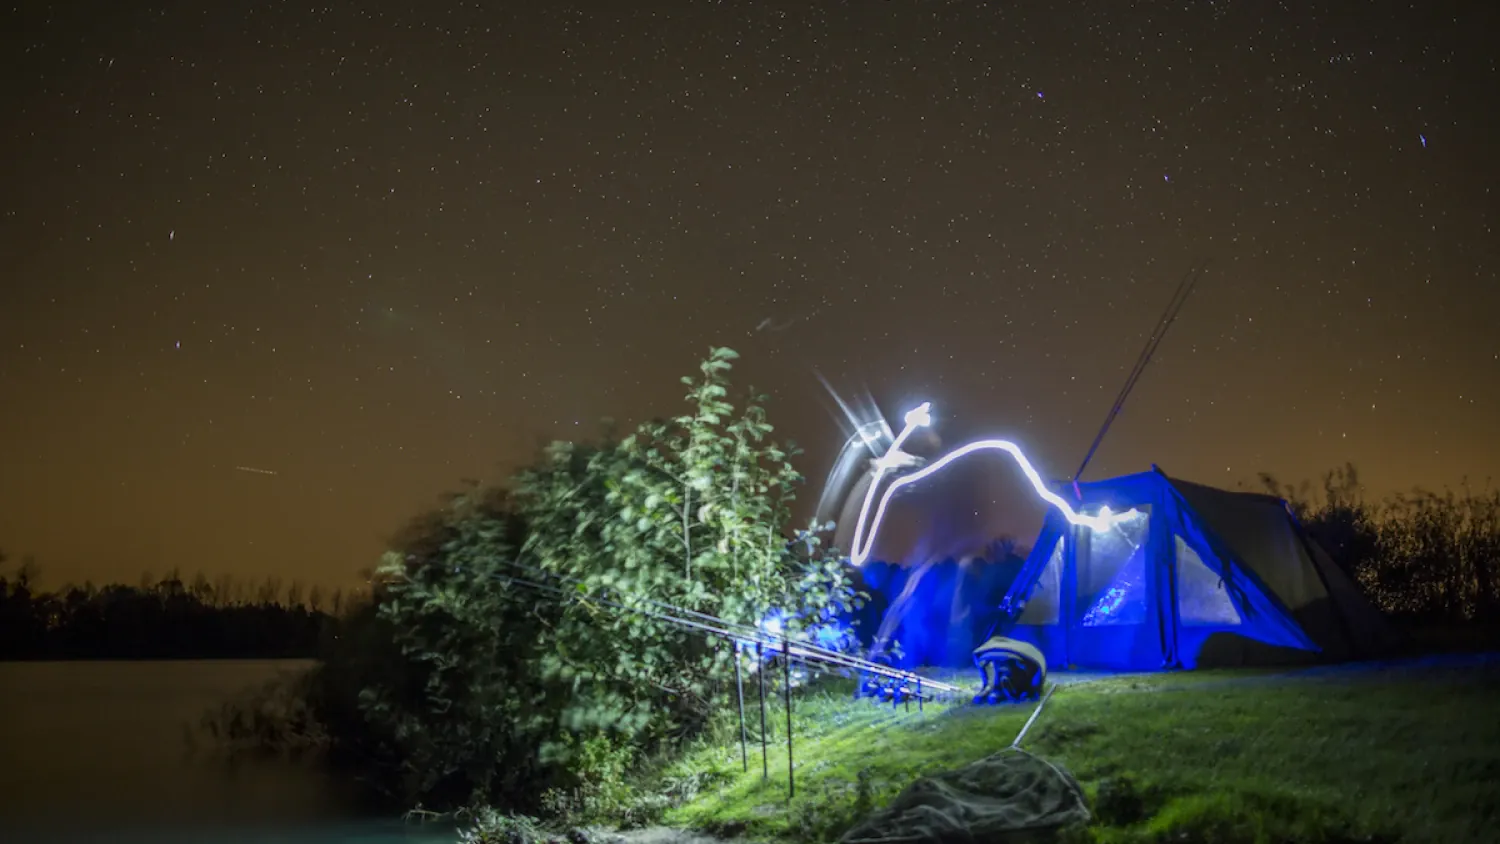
3, 1, 1496, 591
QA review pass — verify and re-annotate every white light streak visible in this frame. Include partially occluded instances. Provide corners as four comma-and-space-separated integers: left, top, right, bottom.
848, 401, 1140, 565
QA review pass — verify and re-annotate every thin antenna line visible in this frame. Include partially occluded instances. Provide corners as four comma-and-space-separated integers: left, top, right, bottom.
1072, 260, 1207, 483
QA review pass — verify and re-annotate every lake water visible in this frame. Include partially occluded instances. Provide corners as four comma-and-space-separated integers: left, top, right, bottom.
0, 660, 453, 844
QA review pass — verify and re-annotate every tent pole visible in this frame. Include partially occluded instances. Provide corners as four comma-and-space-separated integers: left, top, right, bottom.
1156, 506, 1182, 669
1073, 261, 1205, 482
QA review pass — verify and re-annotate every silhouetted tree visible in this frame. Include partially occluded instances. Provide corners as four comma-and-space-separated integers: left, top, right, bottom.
0, 560, 337, 661
1261, 464, 1500, 624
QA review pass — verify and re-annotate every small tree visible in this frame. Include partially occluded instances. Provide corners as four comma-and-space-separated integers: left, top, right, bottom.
514, 347, 857, 750
308, 347, 857, 813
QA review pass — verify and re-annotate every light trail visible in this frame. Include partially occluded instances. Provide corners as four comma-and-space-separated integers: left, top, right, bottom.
812, 373, 894, 529
848, 401, 1140, 565
234, 466, 279, 476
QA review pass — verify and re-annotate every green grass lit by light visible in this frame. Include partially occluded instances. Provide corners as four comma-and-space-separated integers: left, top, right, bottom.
659, 660, 1500, 844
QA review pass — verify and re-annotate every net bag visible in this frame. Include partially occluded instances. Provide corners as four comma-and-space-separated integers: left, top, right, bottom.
839, 748, 1090, 844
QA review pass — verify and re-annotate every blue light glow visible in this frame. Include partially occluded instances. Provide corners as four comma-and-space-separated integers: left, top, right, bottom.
1082, 585, 1132, 626
759, 612, 786, 637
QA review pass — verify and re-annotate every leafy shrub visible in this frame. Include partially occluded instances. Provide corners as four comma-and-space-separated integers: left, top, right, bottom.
1262, 464, 1500, 624
539, 732, 642, 827
202, 347, 862, 821
512, 347, 860, 759
458, 809, 550, 844
357, 487, 564, 809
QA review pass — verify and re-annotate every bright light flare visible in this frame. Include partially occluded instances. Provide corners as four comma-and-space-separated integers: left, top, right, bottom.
848, 402, 1140, 565
903, 402, 932, 429
812, 375, 896, 528
759, 611, 786, 637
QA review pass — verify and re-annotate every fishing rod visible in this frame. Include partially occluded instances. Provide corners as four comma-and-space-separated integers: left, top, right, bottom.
477, 549, 958, 684
1072, 260, 1208, 484
418, 558, 958, 802
465, 558, 963, 693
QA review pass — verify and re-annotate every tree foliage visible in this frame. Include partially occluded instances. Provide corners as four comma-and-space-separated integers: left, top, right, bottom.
1260, 464, 1500, 622
357, 487, 564, 807
511, 346, 857, 748
340, 347, 858, 811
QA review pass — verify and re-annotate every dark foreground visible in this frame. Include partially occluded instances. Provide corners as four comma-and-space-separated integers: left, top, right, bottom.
4, 655, 1498, 843
0, 660, 441, 844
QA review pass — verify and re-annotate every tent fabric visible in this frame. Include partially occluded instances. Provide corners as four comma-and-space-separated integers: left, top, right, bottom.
839, 748, 1090, 844
852, 557, 1022, 668
999, 467, 1399, 670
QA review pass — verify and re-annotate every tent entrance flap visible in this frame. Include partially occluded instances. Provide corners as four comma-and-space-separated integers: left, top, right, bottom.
1068, 505, 1162, 669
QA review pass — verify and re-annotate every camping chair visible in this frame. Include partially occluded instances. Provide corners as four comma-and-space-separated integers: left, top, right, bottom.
972, 635, 1047, 704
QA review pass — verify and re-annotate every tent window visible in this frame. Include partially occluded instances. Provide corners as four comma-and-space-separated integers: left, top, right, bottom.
1078, 508, 1151, 627
1017, 537, 1063, 625
1175, 535, 1242, 626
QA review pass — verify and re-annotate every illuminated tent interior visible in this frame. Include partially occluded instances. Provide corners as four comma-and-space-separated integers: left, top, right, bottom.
999, 467, 1399, 671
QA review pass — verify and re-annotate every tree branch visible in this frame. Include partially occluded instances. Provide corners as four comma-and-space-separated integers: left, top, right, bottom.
683, 485, 693, 582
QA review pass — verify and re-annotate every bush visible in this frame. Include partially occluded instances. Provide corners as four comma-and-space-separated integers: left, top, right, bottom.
1263, 465, 1500, 625
202, 347, 861, 823
198, 667, 327, 761
512, 347, 860, 757
458, 809, 550, 844
538, 732, 646, 827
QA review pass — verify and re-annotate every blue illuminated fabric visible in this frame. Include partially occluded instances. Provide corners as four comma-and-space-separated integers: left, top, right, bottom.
999, 468, 1397, 670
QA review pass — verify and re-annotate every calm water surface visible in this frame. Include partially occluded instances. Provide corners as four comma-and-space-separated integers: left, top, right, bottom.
0, 660, 452, 844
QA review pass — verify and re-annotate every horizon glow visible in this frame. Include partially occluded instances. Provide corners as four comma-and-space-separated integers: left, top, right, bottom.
848, 401, 1141, 566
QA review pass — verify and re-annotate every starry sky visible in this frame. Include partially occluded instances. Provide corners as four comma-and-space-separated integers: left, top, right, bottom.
2, 1, 1496, 590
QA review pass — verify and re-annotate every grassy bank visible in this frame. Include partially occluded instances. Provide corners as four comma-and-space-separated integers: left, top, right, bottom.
656, 657, 1500, 843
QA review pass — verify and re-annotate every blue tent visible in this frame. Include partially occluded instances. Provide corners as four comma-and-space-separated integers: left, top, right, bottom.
852, 556, 1023, 669
999, 467, 1398, 671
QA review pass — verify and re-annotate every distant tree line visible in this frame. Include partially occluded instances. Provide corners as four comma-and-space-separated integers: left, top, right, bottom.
1260, 463, 1500, 627
0, 556, 341, 660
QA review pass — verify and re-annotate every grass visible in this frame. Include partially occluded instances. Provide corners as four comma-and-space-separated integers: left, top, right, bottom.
654, 657, 1500, 843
